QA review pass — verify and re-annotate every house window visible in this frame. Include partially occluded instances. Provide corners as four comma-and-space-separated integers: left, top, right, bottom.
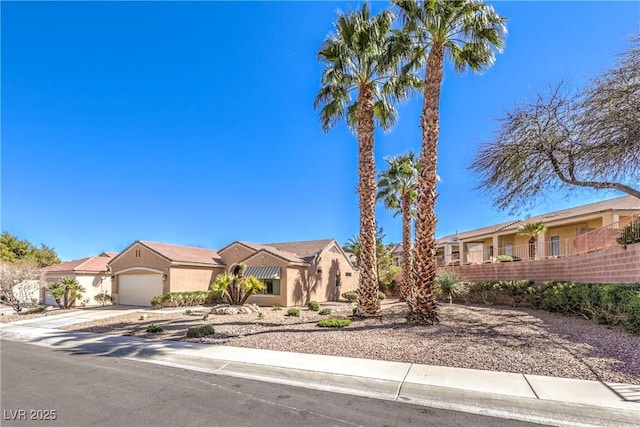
256, 279, 280, 296
504, 243, 513, 256
550, 236, 560, 257
487, 246, 494, 258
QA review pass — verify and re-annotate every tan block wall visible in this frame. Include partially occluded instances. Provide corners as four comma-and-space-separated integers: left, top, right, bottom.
442, 242, 640, 285
169, 266, 223, 293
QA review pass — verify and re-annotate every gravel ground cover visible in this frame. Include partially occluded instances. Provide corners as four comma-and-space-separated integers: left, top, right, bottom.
57, 300, 640, 384
0, 307, 80, 323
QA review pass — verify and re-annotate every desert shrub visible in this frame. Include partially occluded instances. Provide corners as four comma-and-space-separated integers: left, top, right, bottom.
378, 291, 387, 300
186, 324, 215, 338
23, 306, 46, 314
617, 218, 640, 245
317, 317, 352, 328
341, 291, 359, 301
473, 282, 499, 305
94, 293, 112, 306
287, 308, 300, 317
163, 291, 213, 307
271, 305, 282, 311
150, 294, 165, 309
146, 324, 163, 333
435, 270, 468, 304
496, 280, 532, 307
318, 308, 332, 315
307, 300, 320, 311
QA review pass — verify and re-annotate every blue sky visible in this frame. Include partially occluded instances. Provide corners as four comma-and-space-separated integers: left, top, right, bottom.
2, 1, 638, 261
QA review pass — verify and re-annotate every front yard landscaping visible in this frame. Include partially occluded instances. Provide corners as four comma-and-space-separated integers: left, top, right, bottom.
56, 299, 640, 385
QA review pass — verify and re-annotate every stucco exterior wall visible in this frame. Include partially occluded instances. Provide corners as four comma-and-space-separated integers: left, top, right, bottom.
41, 274, 111, 306
443, 242, 640, 285
218, 243, 257, 268
242, 252, 291, 307
169, 266, 223, 292
109, 243, 170, 294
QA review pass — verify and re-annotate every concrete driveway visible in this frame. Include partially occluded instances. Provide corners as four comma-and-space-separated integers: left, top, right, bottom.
1, 306, 144, 329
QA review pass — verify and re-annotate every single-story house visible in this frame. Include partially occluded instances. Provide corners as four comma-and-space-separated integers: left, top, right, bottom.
107, 238, 358, 307
434, 195, 640, 265
41, 252, 115, 306
217, 239, 358, 307
108, 241, 225, 306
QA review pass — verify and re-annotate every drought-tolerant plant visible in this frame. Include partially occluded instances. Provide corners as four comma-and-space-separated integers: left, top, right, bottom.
287, 308, 300, 317
496, 280, 532, 307
341, 291, 359, 301
378, 291, 387, 300
47, 277, 86, 309
146, 324, 163, 333
186, 324, 215, 338
318, 308, 332, 315
271, 305, 282, 311
94, 293, 112, 306
150, 294, 165, 309
307, 300, 320, 311
434, 270, 468, 304
317, 317, 352, 328
210, 267, 265, 306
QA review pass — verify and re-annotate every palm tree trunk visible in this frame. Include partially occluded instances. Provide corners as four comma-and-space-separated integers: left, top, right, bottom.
400, 190, 412, 301
409, 45, 444, 325
356, 84, 380, 316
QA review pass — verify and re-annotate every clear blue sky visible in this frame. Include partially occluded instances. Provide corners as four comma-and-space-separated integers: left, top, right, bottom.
2, 1, 638, 261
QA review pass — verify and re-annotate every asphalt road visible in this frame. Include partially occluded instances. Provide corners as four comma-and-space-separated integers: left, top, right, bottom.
1, 340, 538, 427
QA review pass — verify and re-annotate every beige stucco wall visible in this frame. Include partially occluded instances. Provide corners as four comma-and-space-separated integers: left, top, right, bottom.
242, 252, 290, 307
218, 243, 257, 268
42, 273, 111, 306
109, 243, 171, 294
169, 266, 223, 292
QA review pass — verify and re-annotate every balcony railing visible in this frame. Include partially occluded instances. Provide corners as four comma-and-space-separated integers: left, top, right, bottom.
457, 238, 577, 265
574, 214, 639, 254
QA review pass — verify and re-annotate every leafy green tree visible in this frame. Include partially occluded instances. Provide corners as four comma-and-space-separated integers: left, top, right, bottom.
516, 222, 547, 260
377, 152, 418, 300
47, 277, 85, 309
0, 232, 61, 267
315, 4, 419, 316
393, 0, 506, 324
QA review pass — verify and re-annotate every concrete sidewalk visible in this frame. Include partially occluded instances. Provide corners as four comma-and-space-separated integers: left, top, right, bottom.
1, 323, 638, 427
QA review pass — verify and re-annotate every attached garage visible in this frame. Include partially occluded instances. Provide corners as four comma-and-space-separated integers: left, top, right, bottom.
118, 274, 163, 306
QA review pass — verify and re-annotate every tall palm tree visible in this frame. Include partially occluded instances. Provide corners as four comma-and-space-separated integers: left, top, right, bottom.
377, 152, 418, 300
393, 0, 507, 324
517, 222, 547, 260
315, 4, 419, 316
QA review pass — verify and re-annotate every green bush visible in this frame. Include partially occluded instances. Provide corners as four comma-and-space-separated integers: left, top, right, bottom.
271, 305, 282, 311
317, 317, 352, 328
318, 308, 332, 315
341, 291, 359, 301
378, 291, 387, 300
495, 280, 532, 307
146, 324, 163, 333
307, 300, 320, 311
287, 308, 300, 317
496, 255, 513, 262
186, 324, 215, 338
94, 293, 112, 306
617, 218, 640, 245
23, 306, 46, 315
435, 270, 468, 304
150, 294, 165, 308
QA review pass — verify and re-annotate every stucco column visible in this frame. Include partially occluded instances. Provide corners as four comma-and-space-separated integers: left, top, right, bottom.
538, 229, 549, 259
492, 235, 499, 261
444, 244, 452, 264
459, 241, 465, 265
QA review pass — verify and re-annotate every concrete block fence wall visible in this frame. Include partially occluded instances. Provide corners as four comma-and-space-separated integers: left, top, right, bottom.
441, 243, 640, 286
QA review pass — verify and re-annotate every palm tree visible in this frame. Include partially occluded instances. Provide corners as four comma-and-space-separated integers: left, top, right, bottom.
315, 4, 419, 316
393, 0, 507, 325
517, 222, 547, 260
377, 152, 418, 300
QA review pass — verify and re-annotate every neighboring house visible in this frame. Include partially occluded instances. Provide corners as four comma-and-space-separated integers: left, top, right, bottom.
40, 252, 115, 306
108, 241, 225, 306
218, 239, 358, 307
435, 195, 640, 266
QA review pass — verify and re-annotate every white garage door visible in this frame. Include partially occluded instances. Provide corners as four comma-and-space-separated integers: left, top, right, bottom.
118, 274, 163, 306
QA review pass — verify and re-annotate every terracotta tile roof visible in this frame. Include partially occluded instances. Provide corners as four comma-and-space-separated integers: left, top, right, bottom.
436, 195, 640, 242
140, 241, 225, 266
41, 253, 113, 274
237, 241, 307, 264
262, 239, 335, 263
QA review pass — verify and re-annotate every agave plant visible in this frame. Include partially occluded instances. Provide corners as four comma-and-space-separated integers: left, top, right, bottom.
434, 270, 468, 304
